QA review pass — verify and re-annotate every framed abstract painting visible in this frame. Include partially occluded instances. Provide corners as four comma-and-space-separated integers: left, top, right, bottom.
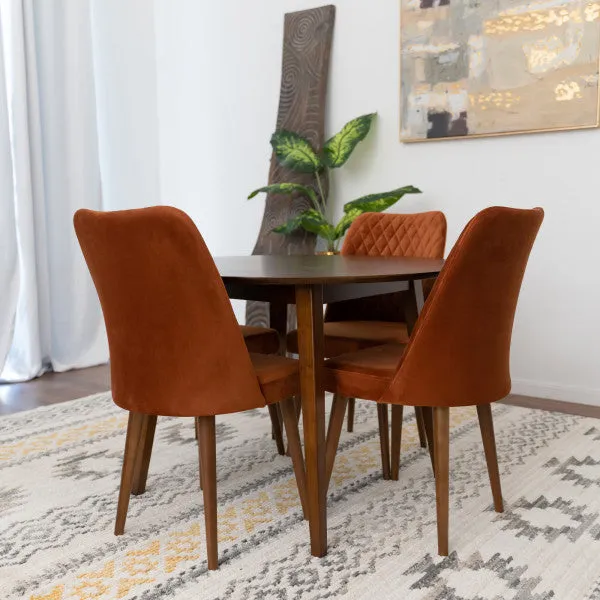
400, 1, 600, 142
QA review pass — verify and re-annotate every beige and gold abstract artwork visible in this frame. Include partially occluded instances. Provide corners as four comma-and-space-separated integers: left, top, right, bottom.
400, 0, 600, 141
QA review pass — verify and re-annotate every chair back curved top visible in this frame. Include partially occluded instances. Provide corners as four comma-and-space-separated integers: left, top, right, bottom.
74, 206, 266, 417
380, 206, 544, 408
325, 211, 447, 323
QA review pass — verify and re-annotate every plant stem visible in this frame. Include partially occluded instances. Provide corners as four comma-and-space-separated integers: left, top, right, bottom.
315, 170, 328, 216
308, 191, 322, 213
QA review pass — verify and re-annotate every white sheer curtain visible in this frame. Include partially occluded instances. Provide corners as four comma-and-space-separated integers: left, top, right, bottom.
0, 0, 108, 382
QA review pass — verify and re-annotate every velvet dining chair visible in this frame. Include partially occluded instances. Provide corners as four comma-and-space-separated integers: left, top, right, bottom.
234, 326, 288, 455
322, 206, 544, 556
74, 206, 307, 571
287, 211, 447, 465
196, 322, 287, 460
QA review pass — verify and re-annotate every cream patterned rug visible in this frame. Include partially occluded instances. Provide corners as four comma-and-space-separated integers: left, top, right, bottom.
2, 394, 600, 599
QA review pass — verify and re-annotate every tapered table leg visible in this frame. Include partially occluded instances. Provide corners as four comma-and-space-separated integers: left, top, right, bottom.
403, 279, 428, 449
295, 284, 327, 557
268, 301, 287, 453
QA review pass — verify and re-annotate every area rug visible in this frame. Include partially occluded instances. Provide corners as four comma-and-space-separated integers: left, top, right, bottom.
2, 394, 600, 600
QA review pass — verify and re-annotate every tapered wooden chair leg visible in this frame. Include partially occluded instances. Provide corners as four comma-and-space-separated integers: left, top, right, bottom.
377, 404, 391, 480
326, 394, 346, 438
280, 398, 309, 519
391, 405, 404, 481
347, 398, 356, 432
132, 415, 157, 495
415, 407, 428, 448
268, 405, 286, 455
433, 407, 450, 556
195, 417, 203, 491
270, 406, 284, 440
421, 407, 436, 474
277, 404, 285, 435
477, 404, 504, 513
292, 396, 302, 421
325, 394, 348, 488
115, 412, 145, 535
286, 397, 303, 456
198, 416, 218, 570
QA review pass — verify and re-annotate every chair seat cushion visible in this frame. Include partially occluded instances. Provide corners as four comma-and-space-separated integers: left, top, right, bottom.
286, 321, 409, 357
250, 353, 299, 404
241, 325, 280, 354
323, 343, 406, 401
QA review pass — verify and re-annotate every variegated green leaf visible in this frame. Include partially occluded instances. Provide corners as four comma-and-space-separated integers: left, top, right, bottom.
323, 113, 376, 169
343, 185, 421, 214
248, 183, 319, 209
270, 130, 322, 173
272, 209, 335, 241
272, 214, 305, 235
334, 208, 362, 240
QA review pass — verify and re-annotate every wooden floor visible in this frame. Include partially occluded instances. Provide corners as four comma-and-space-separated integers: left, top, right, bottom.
0, 364, 111, 416
1, 363, 599, 419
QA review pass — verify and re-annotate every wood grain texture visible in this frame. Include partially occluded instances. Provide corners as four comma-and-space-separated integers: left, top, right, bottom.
268, 404, 286, 455
131, 415, 157, 496
220, 255, 444, 285
280, 396, 309, 519
268, 301, 288, 454
433, 407, 450, 557
377, 404, 391, 479
295, 284, 328, 557
246, 5, 335, 331
115, 412, 145, 535
391, 404, 404, 480
325, 394, 348, 487
0, 364, 111, 415
422, 406, 436, 474
198, 416, 218, 570
347, 397, 355, 432
477, 404, 504, 513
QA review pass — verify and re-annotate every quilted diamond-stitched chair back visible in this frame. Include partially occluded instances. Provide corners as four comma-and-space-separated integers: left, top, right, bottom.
325, 212, 447, 323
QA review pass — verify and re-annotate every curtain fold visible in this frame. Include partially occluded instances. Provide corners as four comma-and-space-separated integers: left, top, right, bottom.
0, 0, 108, 382
0, 9, 18, 371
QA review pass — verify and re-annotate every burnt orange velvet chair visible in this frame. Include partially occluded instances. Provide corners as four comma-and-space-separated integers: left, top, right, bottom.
74, 206, 307, 571
241, 325, 279, 354
195, 324, 287, 456
288, 211, 447, 455
323, 206, 544, 556
239, 326, 288, 454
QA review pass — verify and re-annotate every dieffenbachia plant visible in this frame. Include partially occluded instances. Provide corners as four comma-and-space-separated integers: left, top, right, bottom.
249, 113, 421, 252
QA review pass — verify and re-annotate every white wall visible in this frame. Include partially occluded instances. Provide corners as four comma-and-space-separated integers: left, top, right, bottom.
151, 0, 600, 405
91, 0, 161, 210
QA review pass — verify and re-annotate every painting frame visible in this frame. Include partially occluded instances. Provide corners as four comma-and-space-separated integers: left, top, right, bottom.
399, 0, 600, 143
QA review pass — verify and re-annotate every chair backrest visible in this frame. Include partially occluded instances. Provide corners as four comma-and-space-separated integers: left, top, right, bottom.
381, 206, 544, 408
74, 206, 266, 417
326, 211, 447, 322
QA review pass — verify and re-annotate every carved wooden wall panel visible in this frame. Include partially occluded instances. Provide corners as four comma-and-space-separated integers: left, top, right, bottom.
246, 5, 335, 329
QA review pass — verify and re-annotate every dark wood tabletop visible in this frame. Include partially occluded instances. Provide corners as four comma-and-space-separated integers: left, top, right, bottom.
215, 255, 445, 285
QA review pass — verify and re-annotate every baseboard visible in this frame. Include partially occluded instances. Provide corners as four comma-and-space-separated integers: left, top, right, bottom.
511, 378, 600, 407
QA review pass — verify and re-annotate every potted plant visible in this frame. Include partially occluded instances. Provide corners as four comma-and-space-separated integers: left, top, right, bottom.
249, 113, 421, 253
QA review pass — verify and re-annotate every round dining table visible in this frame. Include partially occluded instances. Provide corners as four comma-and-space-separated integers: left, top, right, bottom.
215, 254, 444, 558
